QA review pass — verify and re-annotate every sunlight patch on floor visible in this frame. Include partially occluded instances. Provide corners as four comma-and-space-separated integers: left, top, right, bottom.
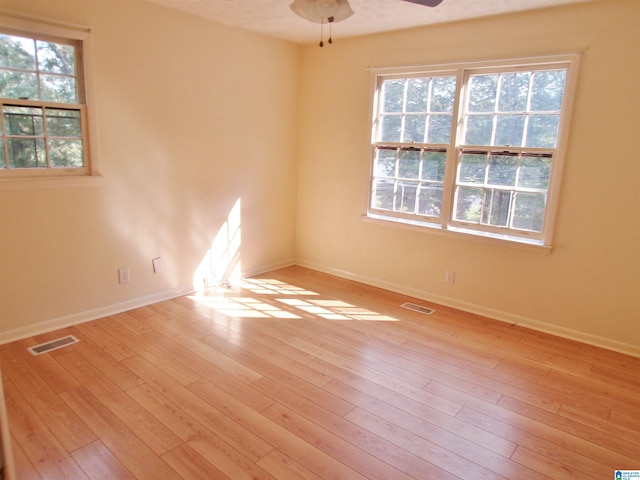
189, 277, 398, 322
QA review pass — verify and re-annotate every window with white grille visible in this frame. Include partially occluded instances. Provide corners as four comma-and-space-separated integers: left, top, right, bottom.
0, 15, 99, 186
369, 55, 579, 247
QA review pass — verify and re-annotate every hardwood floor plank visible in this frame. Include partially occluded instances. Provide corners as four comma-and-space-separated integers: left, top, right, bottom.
510, 445, 600, 480
257, 450, 324, 480
3, 379, 90, 480
342, 406, 505, 480
186, 433, 276, 480
456, 403, 638, 470
121, 354, 275, 462
340, 383, 528, 478
11, 338, 81, 394
162, 444, 230, 480
0, 348, 97, 452
263, 402, 416, 480
149, 325, 264, 384
93, 319, 203, 386
72, 320, 137, 362
56, 351, 183, 456
497, 395, 640, 460
199, 335, 353, 415
254, 377, 454, 479
71, 441, 137, 480
69, 332, 144, 391
59, 386, 181, 480
200, 330, 332, 388
9, 435, 43, 480
312, 358, 469, 422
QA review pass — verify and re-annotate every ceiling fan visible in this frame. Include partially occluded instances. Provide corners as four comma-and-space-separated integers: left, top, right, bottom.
290, 0, 445, 47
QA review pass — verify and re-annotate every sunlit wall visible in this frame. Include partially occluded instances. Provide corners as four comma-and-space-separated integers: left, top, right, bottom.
294, 0, 640, 354
0, 0, 298, 338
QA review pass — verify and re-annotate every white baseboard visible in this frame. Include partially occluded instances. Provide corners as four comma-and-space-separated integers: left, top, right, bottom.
296, 259, 640, 359
0, 285, 195, 345
241, 258, 296, 279
3, 257, 637, 359
0, 258, 297, 346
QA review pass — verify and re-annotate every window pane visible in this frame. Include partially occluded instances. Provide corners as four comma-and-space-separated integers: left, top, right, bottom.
421, 151, 445, 181
372, 179, 395, 210
417, 184, 442, 217
36, 40, 75, 75
382, 79, 404, 113
406, 78, 428, 112
49, 139, 83, 167
526, 114, 560, 148
0, 34, 36, 69
427, 114, 452, 144
0, 140, 5, 168
403, 115, 426, 142
458, 153, 486, 183
397, 181, 418, 212
531, 70, 566, 111
379, 115, 402, 142
482, 189, 512, 227
454, 186, 483, 222
7, 137, 46, 167
4, 106, 44, 135
46, 108, 82, 136
430, 76, 456, 112
487, 155, 517, 186
518, 156, 551, 189
398, 150, 420, 179
465, 115, 493, 145
374, 149, 396, 177
512, 192, 546, 232
494, 114, 525, 146
0, 70, 38, 99
41, 74, 77, 103
498, 72, 530, 112
468, 74, 497, 112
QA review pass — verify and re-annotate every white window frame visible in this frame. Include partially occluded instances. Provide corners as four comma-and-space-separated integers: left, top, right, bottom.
367, 54, 580, 250
0, 14, 101, 189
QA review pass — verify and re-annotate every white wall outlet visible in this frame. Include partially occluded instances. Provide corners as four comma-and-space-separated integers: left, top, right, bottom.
445, 270, 455, 284
118, 267, 130, 284
152, 257, 164, 273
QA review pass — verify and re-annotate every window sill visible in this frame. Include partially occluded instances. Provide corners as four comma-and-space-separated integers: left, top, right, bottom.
0, 174, 104, 190
364, 213, 553, 254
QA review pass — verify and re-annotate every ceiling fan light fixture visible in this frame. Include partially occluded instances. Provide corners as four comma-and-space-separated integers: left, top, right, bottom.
290, 0, 354, 24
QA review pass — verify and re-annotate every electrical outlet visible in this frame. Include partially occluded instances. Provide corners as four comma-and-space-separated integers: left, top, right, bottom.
445, 270, 455, 284
152, 257, 164, 273
118, 267, 130, 284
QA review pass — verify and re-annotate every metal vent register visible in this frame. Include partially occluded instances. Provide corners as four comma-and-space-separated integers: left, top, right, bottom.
401, 302, 435, 315
28, 335, 79, 355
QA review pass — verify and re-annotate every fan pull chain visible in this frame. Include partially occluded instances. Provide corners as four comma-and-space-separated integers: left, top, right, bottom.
319, 16, 336, 47
328, 18, 333, 44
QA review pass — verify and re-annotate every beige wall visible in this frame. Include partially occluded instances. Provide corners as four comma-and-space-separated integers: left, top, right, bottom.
0, 0, 299, 337
295, 0, 640, 354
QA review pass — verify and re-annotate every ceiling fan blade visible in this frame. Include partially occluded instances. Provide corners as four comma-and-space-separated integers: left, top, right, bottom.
401, 0, 444, 7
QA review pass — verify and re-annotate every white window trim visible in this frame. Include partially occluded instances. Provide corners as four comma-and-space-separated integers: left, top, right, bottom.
0, 12, 102, 190
366, 54, 581, 250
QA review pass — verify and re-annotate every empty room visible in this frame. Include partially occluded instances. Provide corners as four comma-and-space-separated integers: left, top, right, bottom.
0, 0, 638, 478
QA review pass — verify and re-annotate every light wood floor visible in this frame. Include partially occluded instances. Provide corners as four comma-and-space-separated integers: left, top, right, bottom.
1, 266, 639, 479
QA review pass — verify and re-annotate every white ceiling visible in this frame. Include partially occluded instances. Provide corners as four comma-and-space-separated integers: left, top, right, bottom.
141, 0, 596, 45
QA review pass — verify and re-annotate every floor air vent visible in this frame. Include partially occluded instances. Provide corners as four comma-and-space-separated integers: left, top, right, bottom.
401, 302, 435, 315
28, 335, 79, 356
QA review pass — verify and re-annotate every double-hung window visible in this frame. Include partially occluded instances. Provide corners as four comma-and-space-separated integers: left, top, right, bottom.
0, 15, 98, 186
369, 55, 579, 247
